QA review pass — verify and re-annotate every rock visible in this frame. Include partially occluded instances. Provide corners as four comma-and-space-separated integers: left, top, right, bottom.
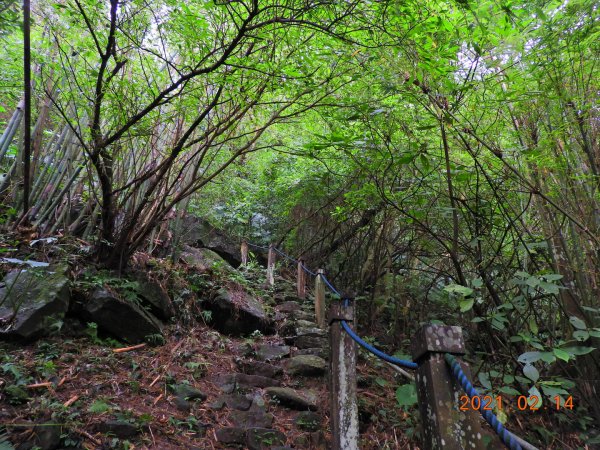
96, 420, 139, 438
209, 394, 252, 411
275, 301, 301, 313
284, 355, 327, 377
245, 428, 286, 450
230, 410, 274, 428
295, 411, 321, 432
16, 422, 62, 450
296, 348, 328, 359
131, 272, 174, 321
201, 288, 274, 336
179, 216, 241, 266
171, 383, 207, 401
181, 245, 234, 272
295, 431, 327, 449
294, 335, 327, 349
214, 373, 280, 392
265, 387, 318, 411
0, 265, 70, 340
296, 320, 318, 328
256, 344, 290, 361
79, 288, 163, 343
290, 310, 313, 321
216, 427, 246, 445
278, 321, 296, 337
236, 360, 283, 378
174, 396, 191, 412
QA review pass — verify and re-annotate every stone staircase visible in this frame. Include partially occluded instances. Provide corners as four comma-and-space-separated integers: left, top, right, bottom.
211, 274, 329, 449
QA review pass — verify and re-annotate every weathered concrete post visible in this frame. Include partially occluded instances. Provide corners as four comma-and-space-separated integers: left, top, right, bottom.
411, 324, 485, 450
240, 240, 248, 266
267, 244, 275, 286
329, 299, 359, 450
315, 269, 326, 328
297, 258, 306, 299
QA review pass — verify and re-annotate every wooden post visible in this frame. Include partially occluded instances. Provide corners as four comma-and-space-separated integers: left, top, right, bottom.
411, 324, 485, 450
297, 258, 306, 299
315, 269, 326, 328
329, 299, 358, 450
267, 244, 275, 286
240, 240, 248, 266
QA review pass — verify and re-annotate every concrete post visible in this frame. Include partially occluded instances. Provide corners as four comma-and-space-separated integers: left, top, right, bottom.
411, 324, 485, 450
329, 299, 359, 450
315, 269, 326, 328
297, 258, 306, 299
267, 244, 275, 286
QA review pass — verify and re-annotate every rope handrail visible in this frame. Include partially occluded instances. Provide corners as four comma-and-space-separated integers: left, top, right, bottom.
244, 240, 537, 450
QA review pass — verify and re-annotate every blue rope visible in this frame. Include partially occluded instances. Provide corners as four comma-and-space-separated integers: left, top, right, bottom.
319, 275, 418, 370
445, 353, 525, 450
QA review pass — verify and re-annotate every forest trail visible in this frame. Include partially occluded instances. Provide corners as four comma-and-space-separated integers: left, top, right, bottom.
1, 254, 411, 449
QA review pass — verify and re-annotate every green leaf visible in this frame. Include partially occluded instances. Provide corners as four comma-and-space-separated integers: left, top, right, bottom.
478, 372, 492, 390
375, 377, 387, 387
569, 316, 587, 330
459, 298, 474, 312
498, 386, 520, 396
395, 383, 418, 407
523, 364, 539, 383
573, 330, 589, 341
518, 351, 542, 364
528, 386, 542, 408
561, 346, 595, 356
444, 284, 473, 297
553, 348, 570, 362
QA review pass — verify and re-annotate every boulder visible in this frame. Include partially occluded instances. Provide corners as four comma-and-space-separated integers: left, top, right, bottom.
284, 355, 327, 377
230, 411, 274, 429
96, 420, 139, 438
245, 428, 286, 450
210, 393, 252, 411
130, 272, 174, 321
201, 288, 274, 336
181, 245, 234, 272
295, 411, 322, 432
0, 265, 70, 340
265, 387, 318, 411
80, 288, 163, 344
214, 373, 280, 393
236, 360, 283, 378
216, 427, 245, 445
178, 216, 241, 266
256, 344, 290, 362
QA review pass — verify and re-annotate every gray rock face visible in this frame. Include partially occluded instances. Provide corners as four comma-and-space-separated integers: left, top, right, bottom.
214, 373, 280, 393
284, 355, 327, 377
201, 288, 274, 336
295, 411, 322, 432
245, 428, 286, 450
236, 360, 283, 378
294, 335, 327, 349
230, 410, 274, 428
210, 393, 252, 411
81, 288, 163, 343
181, 245, 234, 272
131, 273, 174, 320
216, 427, 245, 445
96, 420, 139, 438
265, 387, 318, 411
256, 344, 290, 362
0, 265, 70, 340
179, 216, 241, 267
275, 301, 301, 313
